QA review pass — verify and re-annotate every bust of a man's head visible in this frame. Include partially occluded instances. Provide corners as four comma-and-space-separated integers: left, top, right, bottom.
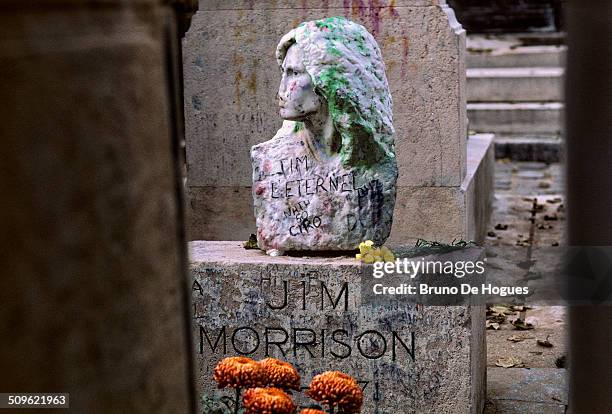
276, 17, 395, 167
251, 17, 398, 254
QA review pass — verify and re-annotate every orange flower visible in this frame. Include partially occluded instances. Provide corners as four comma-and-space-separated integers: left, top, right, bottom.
243, 387, 296, 414
259, 358, 301, 391
213, 356, 266, 389
299, 410, 326, 414
307, 371, 363, 413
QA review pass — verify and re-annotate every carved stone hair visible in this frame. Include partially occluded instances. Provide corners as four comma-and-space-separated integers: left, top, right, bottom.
276, 17, 395, 167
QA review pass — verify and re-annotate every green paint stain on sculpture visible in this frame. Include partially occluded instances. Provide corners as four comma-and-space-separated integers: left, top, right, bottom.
315, 16, 346, 32
293, 121, 305, 132
315, 67, 383, 166
354, 34, 369, 56
277, 16, 396, 168
328, 45, 342, 57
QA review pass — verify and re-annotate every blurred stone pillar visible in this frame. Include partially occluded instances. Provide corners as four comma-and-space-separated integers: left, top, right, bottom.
0, 1, 196, 412
565, 0, 612, 412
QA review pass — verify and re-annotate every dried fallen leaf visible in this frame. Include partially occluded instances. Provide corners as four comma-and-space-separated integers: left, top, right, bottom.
489, 306, 514, 315
537, 223, 553, 230
486, 320, 500, 330
507, 335, 534, 343
243, 234, 258, 249
487, 314, 506, 324
495, 356, 524, 368
537, 336, 554, 348
555, 355, 567, 368
512, 318, 535, 330
538, 181, 551, 189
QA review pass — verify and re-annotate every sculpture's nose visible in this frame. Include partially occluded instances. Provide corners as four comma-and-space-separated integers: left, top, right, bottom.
278, 73, 288, 103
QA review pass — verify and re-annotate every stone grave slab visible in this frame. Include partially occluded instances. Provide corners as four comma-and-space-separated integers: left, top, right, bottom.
190, 241, 486, 413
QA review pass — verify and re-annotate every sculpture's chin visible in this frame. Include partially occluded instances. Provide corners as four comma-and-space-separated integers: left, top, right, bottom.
279, 107, 314, 122
279, 112, 306, 122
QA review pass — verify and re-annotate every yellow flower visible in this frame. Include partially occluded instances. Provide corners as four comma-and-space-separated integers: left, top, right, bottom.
357, 241, 395, 264
358, 244, 372, 255
362, 253, 375, 264
380, 246, 395, 262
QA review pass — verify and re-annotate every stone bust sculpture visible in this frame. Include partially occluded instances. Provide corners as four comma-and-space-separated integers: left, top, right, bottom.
251, 17, 398, 255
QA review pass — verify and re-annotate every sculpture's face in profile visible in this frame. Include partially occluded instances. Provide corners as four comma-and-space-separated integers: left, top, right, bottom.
278, 45, 321, 121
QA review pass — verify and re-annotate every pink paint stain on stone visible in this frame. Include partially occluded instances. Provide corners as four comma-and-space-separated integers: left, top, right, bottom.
389, 0, 400, 18
349, 0, 366, 21
301, 0, 308, 21
368, 0, 383, 36
263, 159, 273, 172
401, 34, 410, 78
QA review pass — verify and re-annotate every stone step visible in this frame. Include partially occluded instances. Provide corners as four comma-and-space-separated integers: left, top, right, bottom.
468, 102, 564, 135
485, 368, 568, 413
494, 136, 563, 163
467, 67, 564, 102
468, 46, 566, 68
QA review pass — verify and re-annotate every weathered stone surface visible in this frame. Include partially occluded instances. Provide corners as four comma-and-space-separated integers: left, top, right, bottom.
184, 1, 468, 239
487, 368, 568, 407
252, 136, 397, 252
186, 186, 255, 240
252, 18, 397, 252
388, 134, 494, 245
190, 241, 486, 413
